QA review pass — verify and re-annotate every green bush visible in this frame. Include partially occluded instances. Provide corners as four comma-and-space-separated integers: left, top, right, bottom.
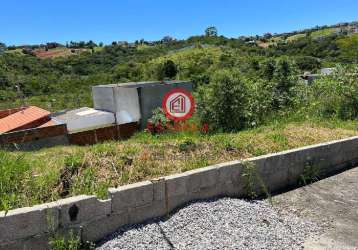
309, 65, 358, 119
49, 231, 83, 250
196, 70, 249, 132
271, 58, 300, 109
246, 78, 274, 127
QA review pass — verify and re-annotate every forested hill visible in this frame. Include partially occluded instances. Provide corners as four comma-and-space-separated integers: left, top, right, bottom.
0, 21, 357, 110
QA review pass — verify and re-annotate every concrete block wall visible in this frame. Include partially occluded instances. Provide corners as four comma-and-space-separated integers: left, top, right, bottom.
0, 136, 357, 249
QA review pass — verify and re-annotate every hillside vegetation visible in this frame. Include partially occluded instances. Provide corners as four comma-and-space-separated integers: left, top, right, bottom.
0, 22, 357, 111
0, 22, 357, 211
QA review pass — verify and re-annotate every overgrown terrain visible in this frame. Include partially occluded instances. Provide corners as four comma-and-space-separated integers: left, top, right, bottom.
1, 118, 357, 211
0, 22, 357, 110
0, 22, 357, 211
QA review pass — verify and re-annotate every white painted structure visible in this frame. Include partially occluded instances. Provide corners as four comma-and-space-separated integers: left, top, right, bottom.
320, 67, 335, 75
92, 84, 141, 125
52, 107, 115, 133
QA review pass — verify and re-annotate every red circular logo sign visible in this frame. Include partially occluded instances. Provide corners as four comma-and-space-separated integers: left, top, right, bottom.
162, 88, 195, 121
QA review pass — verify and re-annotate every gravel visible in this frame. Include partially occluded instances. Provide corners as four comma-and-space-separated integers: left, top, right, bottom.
96, 198, 322, 250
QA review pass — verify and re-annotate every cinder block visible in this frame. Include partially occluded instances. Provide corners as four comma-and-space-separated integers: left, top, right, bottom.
164, 172, 191, 211
0, 202, 59, 242
0, 234, 49, 250
109, 181, 153, 213
165, 173, 188, 197
286, 149, 311, 186
247, 152, 291, 194
81, 211, 129, 243
188, 185, 220, 201
57, 195, 111, 227
217, 161, 245, 196
167, 194, 190, 213
185, 166, 219, 193
331, 138, 358, 165
128, 200, 166, 225
151, 178, 166, 201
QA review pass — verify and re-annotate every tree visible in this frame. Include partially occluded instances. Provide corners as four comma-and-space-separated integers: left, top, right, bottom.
156, 60, 178, 80
163, 60, 177, 79
261, 59, 276, 80
0, 42, 7, 53
86, 40, 97, 49
205, 26, 218, 37
295, 56, 321, 72
337, 34, 358, 63
162, 36, 174, 44
263, 33, 273, 39
0, 69, 10, 89
272, 59, 299, 109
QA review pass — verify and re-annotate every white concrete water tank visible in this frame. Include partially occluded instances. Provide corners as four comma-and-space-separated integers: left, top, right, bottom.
92, 84, 141, 125
92, 81, 193, 128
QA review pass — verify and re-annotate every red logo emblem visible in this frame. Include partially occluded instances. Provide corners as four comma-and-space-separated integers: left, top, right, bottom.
162, 88, 195, 121
170, 94, 186, 113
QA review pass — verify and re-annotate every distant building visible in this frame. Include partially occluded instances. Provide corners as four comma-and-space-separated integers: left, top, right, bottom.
0, 43, 6, 54
300, 67, 335, 84
320, 68, 335, 75
116, 41, 128, 46
350, 26, 358, 34
301, 72, 320, 84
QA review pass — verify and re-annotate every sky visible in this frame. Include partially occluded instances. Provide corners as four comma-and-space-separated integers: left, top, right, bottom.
1, 0, 357, 45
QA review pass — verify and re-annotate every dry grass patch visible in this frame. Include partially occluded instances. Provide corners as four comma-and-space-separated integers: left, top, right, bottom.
1, 120, 357, 210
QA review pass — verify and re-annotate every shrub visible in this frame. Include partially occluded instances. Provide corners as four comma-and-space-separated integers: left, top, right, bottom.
309, 65, 358, 119
246, 78, 274, 127
146, 108, 170, 134
196, 70, 249, 132
155, 60, 178, 80
271, 59, 300, 109
295, 56, 321, 72
49, 230, 87, 250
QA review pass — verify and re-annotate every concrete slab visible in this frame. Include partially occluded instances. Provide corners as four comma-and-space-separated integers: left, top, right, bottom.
273, 166, 358, 250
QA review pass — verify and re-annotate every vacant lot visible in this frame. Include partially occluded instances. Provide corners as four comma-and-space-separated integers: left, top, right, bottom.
1, 118, 357, 211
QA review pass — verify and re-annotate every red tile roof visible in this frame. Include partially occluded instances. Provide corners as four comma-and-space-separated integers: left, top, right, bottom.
0, 107, 26, 119
0, 106, 51, 134
38, 119, 56, 128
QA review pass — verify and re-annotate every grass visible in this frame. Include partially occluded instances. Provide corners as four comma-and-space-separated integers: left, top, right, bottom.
0, 118, 357, 211
5, 48, 24, 55
287, 33, 306, 42
93, 46, 104, 52
0, 92, 92, 112
311, 28, 335, 39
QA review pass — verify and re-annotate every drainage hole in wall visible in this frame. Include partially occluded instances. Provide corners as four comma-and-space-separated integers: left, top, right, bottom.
69, 204, 79, 222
